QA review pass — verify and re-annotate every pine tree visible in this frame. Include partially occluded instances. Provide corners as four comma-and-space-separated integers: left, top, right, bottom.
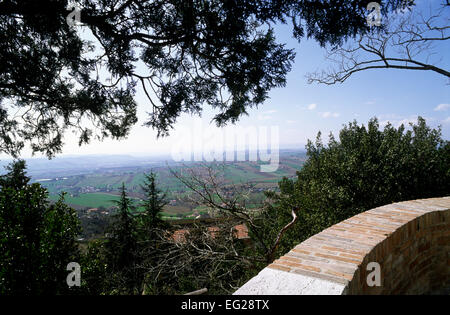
105, 183, 139, 294
136, 172, 169, 294
0, 159, 30, 189
139, 171, 168, 232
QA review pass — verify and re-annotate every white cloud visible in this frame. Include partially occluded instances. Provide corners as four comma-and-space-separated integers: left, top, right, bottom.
434, 104, 450, 111
257, 114, 272, 121
320, 111, 340, 118
307, 103, 317, 110
263, 110, 278, 114
443, 117, 450, 124
365, 101, 376, 105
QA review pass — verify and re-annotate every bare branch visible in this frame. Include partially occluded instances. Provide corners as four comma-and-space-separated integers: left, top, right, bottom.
307, 4, 450, 85
267, 208, 298, 263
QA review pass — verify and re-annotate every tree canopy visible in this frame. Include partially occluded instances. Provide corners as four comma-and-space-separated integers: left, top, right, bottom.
264, 117, 450, 257
0, 160, 81, 294
104, 183, 140, 294
0, 0, 411, 157
139, 171, 168, 230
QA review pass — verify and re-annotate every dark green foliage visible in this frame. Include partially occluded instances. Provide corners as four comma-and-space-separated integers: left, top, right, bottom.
0, 1, 137, 157
79, 213, 109, 239
0, 0, 410, 157
290, 0, 415, 46
0, 159, 30, 189
0, 160, 81, 295
134, 172, 169, 293
0, 0, 293, 156
40, 196, 83, 294
139, 171, 168, 231
103, 183, 140, 294
78, 240, 108, 295
262, 117, 450, 259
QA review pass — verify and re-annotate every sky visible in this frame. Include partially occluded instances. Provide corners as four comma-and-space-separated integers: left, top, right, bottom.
4, 0, 450, 159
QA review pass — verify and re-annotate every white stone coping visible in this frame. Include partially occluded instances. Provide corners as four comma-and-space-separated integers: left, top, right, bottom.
233, 268, 346, 295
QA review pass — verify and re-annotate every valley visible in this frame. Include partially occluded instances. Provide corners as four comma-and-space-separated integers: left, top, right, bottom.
23, 150, 307, 239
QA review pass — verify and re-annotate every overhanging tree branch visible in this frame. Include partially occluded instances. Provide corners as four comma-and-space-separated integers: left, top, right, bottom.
307, 3, 450, 85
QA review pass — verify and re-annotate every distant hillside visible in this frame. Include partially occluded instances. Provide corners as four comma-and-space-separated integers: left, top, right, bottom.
29, 150, 306, 213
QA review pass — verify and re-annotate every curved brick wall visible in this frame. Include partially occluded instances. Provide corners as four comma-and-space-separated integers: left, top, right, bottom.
234, 197, 450, 295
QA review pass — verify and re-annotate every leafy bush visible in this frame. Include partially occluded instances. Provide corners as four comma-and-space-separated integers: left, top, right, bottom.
0, 160, 81, 294
263, 117, 450, 258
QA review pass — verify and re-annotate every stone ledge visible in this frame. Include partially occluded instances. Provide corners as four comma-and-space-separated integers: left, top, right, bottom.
233, 267, 347, 295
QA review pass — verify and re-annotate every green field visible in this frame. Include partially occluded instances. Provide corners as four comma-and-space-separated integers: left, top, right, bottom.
48, 193, 128, 209
41, 152, 306, 214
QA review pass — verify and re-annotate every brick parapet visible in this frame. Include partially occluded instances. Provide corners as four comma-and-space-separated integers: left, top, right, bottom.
235, 197, 450, 295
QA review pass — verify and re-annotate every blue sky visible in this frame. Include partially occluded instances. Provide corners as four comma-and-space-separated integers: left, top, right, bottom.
7, 0, 450, 158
